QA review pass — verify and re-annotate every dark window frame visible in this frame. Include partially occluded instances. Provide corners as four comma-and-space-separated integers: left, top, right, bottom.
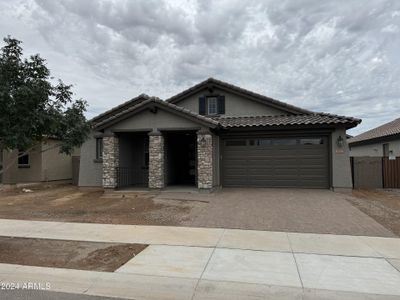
199, 95, 225, 116
18, 151, 30, 168
96, 138, 103, 160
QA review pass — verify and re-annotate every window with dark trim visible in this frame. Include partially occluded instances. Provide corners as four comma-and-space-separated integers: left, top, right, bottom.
199, 95, 225, 115
18, 151, 29, 167
96, 138, 103, 160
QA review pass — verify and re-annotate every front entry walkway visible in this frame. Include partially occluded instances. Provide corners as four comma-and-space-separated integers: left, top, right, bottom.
1, 219, 400, 299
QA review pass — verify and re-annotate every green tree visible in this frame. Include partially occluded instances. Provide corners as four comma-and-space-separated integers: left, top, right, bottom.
0, 36, 90, 174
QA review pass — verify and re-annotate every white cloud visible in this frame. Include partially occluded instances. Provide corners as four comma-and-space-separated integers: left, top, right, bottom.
0, 0, 399, 135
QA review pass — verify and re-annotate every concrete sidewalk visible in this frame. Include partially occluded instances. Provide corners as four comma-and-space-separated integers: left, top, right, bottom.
0, 219, 400, 299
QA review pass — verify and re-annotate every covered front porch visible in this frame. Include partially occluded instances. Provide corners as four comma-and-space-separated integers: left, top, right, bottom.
102, 128, 214, 191
96, 98, 219, 192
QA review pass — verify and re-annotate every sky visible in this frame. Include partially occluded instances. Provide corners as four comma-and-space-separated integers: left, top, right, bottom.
0, 0, 399, 135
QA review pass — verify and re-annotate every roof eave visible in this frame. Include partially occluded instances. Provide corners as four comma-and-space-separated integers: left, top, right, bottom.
220, 122, 359, 130
94, 100, 218, 131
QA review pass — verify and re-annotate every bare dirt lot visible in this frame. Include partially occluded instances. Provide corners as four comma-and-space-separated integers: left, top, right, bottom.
348, 189, 400, 236
0, 236, 147, 271
0, 184, 195, 225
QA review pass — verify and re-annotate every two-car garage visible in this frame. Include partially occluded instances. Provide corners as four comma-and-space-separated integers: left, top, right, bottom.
221, 136, 330, 188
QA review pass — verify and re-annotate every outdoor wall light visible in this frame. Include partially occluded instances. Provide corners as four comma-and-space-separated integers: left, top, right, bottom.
337, 135, 344, 148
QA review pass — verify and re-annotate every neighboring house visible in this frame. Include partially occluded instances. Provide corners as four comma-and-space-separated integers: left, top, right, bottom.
79, 78, 360, 192
1, 138, 76, 185
348, 118, 400, 189
349, 118, 400, 158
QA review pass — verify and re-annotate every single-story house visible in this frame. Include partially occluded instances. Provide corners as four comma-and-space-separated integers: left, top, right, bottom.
79, 78, 360, 192
1, 139, 79, 185
349, 118, 400, 158
348, 118, 400, 189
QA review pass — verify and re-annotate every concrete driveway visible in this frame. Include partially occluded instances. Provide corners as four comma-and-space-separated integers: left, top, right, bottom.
156, 188, 396, 237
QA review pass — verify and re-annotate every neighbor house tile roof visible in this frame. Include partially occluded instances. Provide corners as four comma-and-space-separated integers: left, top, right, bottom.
215, 114, 361, 128
348, 118, 400, 144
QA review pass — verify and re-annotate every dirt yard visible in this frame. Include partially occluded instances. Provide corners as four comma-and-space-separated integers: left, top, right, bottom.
0, 184, 195, 225
0, 236, 147, 271
348, 189, 400, 236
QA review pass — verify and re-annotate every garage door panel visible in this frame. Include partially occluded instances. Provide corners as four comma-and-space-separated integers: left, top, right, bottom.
222, 136, 329, 188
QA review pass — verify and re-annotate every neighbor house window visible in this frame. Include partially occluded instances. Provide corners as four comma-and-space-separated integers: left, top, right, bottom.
18, 151, 29, 168
207, 97, 218, 115
96, 138, 103, 160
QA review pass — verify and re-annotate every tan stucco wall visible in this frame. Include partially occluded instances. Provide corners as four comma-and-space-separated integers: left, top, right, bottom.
41, 140, 72, 181
331, 128, 353, 190
2, 145, 42, 184
349, 139, 400, 157
107, 109, 201, 132
2, 141, 73, 184
175, 87, 289, 117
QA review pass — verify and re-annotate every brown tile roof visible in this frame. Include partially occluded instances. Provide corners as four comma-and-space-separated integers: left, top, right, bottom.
166, 78, 312, 114
348, 118, 400, 144
94, 97, 219, 129
215, 114, 361, 129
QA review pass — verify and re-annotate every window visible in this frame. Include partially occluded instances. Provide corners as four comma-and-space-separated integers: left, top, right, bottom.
226, 140, 246, 146
144, 138, 149, 168
299, 138, 323, 145
257, 139, 272, 146
18, 151, 29, 167
96, 138, 103, 160
199, 96, 225, 115
271, 138, 297, 146
207, 97, 218, 115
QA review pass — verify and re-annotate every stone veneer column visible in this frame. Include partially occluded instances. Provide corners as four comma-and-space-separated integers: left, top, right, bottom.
102, 134, 119, 189
148, 131, 165, 189
197, 129, 213, 190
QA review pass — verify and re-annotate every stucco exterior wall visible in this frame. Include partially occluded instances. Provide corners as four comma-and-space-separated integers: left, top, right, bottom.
331, 128, 353, 190
41, 140, 72, 181
212, 133, 220, 187
175, 87, 288, 117
78, 133, 103, 187
349, 139, 400, 157
2, 145, 42, 184
107, 109, 201, 132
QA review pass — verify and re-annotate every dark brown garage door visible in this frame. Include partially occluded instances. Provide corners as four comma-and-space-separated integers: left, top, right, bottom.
222, 136, 330, 188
